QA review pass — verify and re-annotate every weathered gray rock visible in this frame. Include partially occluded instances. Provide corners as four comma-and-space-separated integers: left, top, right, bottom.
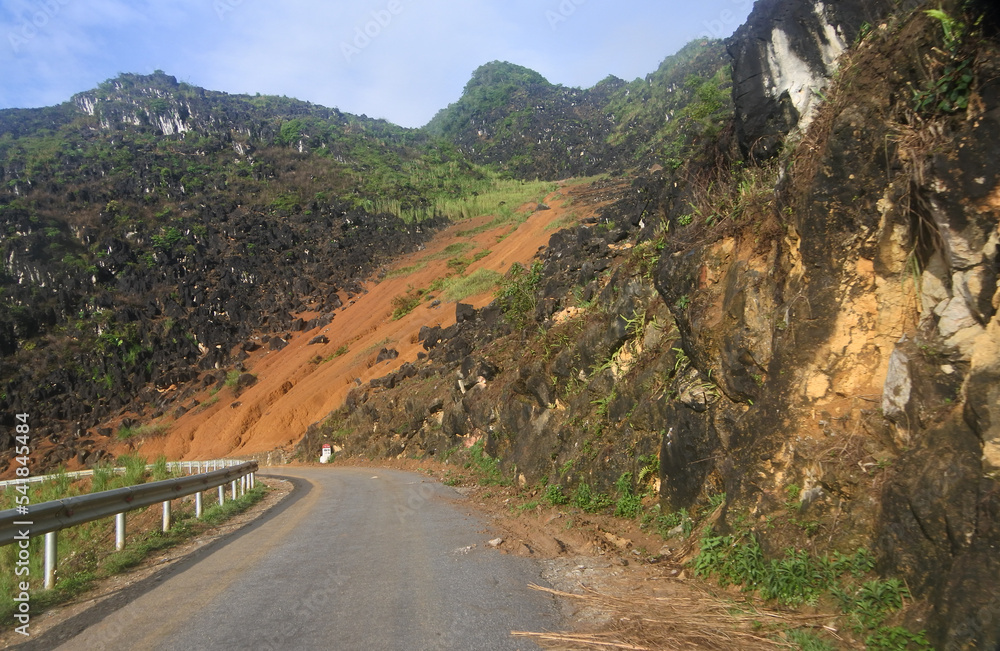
881, 347, 912, 422
726, 0, 893, 160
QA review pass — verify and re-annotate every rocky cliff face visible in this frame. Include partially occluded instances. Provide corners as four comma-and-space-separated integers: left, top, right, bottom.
727, 0, 895, 160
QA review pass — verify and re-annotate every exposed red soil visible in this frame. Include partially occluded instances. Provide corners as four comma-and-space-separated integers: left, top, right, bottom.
113, 183, 609, 462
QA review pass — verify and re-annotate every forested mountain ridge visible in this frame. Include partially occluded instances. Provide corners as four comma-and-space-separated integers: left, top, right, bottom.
425, 40, 733, 178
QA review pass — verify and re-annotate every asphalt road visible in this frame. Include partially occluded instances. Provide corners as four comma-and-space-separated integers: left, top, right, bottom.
17, 467, 561, 650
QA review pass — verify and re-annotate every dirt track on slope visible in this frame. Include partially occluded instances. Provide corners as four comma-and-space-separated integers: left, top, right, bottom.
119, 184, 606, 462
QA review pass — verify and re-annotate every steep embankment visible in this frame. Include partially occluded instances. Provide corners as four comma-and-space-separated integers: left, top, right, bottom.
118, 181, 620, 463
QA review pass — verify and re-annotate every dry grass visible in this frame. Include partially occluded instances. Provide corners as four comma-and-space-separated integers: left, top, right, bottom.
513, 583, 812, 651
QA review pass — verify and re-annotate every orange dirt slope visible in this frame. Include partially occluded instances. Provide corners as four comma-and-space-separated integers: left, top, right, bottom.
124, 183, 610, 462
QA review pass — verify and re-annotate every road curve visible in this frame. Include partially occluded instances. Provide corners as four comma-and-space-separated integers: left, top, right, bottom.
17, 467, 561, 650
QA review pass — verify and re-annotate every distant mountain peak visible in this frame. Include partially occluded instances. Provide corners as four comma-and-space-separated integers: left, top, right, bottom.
465, 61, 552, 91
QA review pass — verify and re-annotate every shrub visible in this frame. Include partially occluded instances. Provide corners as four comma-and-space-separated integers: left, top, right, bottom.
572, 482, 613, 513
391, 289, 423, 320
543, 484, 569, 506
614, 472, 643, 519
495, 260, 543, 328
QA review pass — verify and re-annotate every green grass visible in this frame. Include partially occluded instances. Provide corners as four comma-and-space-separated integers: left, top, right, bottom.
323, 344, 349, 362
441, 268, 502, 302
655, 508, 692, 538
370, 178, 557, 223
150, 455, 171, 481
692, 532, 927, 647
572, 482, 614, 513
784, 629, 837, 651
115, 423, 169, 441
429, 242, 475, 260
465, 441, 508, 486
454, 204, 532, 237
495, 260, 543, 329
385, 262, 426, 279
614, 472, 643, 519
195, 394, 220, 412
543, 484, 569, 506
391, 289, 423, 320
545, 210, 580, 231
435, 179, 557, 222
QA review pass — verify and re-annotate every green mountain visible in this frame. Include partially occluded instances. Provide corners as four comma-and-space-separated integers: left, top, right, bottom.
425, 40, 732, 178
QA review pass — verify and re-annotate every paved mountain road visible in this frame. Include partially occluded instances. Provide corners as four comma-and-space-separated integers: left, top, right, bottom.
17, 467, 561, 650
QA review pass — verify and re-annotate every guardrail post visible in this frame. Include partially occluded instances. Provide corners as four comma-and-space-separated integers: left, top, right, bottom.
44, 531, 57, 590
0, 462, 258, 574
195, 491, 203, 518
116, 512, 125, 550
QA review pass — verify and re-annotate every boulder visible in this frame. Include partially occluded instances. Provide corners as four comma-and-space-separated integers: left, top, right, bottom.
376, 347, 399, 364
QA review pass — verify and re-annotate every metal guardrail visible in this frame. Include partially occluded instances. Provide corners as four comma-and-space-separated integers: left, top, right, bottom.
0, 461, 258, 589
0, 459, 246, 490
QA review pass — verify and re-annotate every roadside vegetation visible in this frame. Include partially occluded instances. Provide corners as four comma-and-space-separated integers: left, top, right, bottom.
406, 443, 929, 650
0, 458, 267, 628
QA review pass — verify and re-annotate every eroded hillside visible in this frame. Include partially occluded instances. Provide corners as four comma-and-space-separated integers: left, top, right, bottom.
2, 0, 999, 647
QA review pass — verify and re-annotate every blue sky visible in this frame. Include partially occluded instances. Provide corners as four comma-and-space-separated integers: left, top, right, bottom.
1, 0, 755, 128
